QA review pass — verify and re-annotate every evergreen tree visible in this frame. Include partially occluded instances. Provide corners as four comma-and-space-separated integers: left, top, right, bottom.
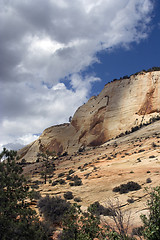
60, 204, 105, 240
40, 151, 55, 184
0, 148, 48, 240
141, 186, 160, 240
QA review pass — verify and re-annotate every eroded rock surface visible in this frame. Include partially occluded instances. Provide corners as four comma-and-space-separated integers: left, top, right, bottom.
18, 71, 160, 162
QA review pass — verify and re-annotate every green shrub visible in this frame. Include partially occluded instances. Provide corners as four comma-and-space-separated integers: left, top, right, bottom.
132, 226, 143, 237
88, 201, 115, 216
113, 181, 141, 194
64, 191, 74, 200
83, 163, 88, 168
137, 158, 141, 162
58, 172, 65, 178
113, 186, 120, 192
31, 184, 39, 189
52, 180, 58, 186
32, 180, 42, 185
21, 158, 26, 164
152, 142, 157, 148
69, 175, 82, 186
74, 178, 82, 186
138, 149, 145, 153
66, 174, 73, 180
59, 204, 104, 240
38, 195, 71, 224
30, 190, 41, 200
141, 186, 160, 239
59, 179, 66, 185
74, 197, 82, 202
68, 169, 75, 175
146, 178, 152, 183
61, 151, 68, 156
69, 182, 74, 186
127, 198, 134, 203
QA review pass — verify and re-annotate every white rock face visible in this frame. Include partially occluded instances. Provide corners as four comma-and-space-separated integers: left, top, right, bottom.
18, 71, 160, 162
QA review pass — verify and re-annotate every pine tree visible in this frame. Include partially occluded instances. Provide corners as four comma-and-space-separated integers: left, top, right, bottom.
40, 151, 55, 184
141, 187, 160, 240
0, 148, 48, 240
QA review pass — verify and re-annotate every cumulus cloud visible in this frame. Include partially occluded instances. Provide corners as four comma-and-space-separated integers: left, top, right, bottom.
0, 0, 154, 148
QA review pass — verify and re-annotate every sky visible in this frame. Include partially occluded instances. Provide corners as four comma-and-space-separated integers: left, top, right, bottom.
0, 0, 160, 151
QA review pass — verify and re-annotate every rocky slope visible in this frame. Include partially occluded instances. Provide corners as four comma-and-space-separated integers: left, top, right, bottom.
18, 70, 160, 162
23, 120, 160, 233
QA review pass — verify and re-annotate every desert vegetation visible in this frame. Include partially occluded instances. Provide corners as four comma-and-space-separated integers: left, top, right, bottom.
1, 140, 160, 240
112, 181, 141, 194
63, 191, 74, 200
38, 195, 71, 225
68, 175, 82, 186
112, 66, 160, 82
115, 115, 160, 139
0, 148, 49, 240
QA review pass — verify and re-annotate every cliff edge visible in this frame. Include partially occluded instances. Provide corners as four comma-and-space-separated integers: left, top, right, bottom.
18, 70, 160, 162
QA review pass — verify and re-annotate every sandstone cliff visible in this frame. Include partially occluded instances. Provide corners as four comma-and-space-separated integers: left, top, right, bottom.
18, 70, 160, 162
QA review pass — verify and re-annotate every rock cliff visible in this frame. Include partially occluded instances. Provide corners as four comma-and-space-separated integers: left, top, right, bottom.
18, 70, 160, 162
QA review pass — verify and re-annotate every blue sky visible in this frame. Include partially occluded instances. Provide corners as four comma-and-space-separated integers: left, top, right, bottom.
88, 0, 160, 95
0, 0, 160, 150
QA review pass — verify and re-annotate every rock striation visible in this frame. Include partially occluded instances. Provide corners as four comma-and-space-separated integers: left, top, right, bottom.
18, 70, 160, 162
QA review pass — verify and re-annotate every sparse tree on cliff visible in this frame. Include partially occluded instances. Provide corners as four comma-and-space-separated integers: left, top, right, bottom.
69, 116, 72, 123
40, 151, 56, 184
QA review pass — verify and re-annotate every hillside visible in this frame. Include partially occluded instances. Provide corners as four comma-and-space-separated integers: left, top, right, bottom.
22, 120, 160, 234
17, 69, 160, 237
18, 70, 160, 162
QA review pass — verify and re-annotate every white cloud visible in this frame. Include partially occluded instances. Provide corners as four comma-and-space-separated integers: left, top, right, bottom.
0, 134, 39, 152
18, 134, 39, 146
0, 0, 154, 149
0, 76, 97, 147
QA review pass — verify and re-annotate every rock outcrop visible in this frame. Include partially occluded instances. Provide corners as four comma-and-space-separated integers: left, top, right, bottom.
18, 70, 160, 162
